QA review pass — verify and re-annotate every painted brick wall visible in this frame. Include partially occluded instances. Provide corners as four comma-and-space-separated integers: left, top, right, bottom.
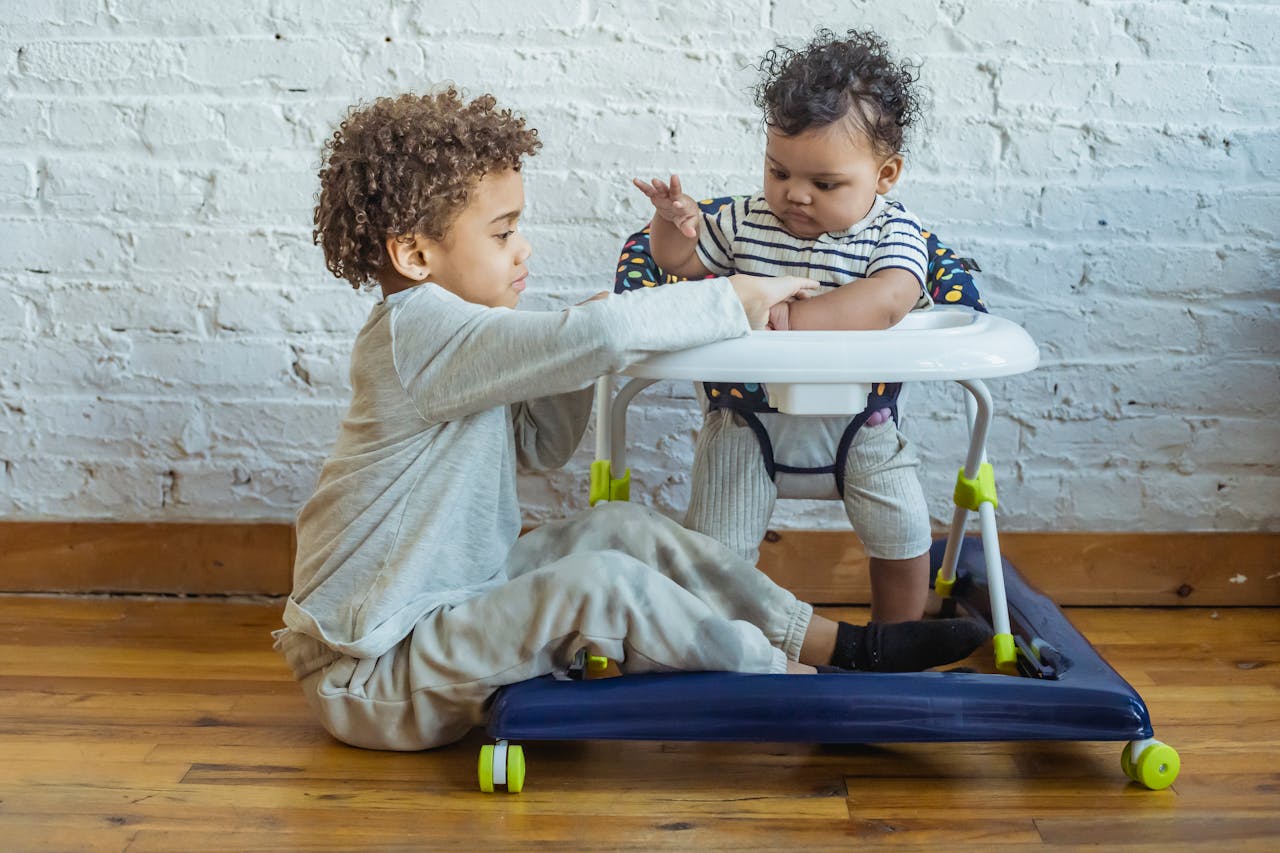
1, 0, 1276, 531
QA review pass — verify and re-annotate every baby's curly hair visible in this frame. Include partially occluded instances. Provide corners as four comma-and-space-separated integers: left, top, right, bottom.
314, 89, 541, 288
754, 28, 923, 156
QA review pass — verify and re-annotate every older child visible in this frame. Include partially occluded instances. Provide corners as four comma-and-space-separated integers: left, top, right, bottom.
635, 29, 937, 625
275, 88, 989, 752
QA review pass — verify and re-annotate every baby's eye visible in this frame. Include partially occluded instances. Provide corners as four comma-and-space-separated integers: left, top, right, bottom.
770, 169, 788, 180
814, 181, 838, 192
495, 229, 515, 242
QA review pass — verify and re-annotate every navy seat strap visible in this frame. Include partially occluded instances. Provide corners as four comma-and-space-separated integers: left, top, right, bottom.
834, 383, 903, 499
709, 381, 904, 497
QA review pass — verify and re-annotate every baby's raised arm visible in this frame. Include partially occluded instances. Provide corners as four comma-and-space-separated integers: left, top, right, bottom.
632, 174, 713, 279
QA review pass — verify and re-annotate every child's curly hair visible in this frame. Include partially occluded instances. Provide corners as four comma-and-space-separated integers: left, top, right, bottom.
754, 28, 923, 157
314, 89, 541, 289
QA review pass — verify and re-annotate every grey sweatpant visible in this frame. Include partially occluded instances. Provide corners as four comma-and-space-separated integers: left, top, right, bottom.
277, 502, 813, 751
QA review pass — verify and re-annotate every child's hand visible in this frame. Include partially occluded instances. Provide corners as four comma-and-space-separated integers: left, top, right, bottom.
766, 284, 824, 330
729, 274, 821, 330
632, 174, 700, 239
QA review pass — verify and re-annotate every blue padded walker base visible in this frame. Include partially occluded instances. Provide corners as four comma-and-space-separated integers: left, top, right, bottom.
486, 538, 1154, 745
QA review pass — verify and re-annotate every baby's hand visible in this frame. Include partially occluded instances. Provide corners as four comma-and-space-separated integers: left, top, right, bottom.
632, 174, 700, 239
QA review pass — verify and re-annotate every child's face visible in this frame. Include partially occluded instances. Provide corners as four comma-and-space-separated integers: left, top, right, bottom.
424, 168, 531, 309
763, 123, 903, 239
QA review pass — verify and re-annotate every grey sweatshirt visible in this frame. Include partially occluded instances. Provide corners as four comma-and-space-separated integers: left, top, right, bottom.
282, 278, 750, 658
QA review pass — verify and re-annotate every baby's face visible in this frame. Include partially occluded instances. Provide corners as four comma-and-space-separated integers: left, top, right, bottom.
424, 168, 531, 309
763, 124, 902, 239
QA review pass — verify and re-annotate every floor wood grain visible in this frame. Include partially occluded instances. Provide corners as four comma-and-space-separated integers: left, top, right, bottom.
0, 597, 1276, 851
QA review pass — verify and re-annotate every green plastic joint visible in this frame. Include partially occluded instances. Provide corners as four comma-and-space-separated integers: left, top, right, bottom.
954, 462, 998, 511
994, 632, 1018, 674
589, 460, 631, 505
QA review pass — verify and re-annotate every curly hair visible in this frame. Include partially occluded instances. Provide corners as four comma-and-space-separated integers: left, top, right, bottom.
754, 29, 923, 156
314, 89, 541, 288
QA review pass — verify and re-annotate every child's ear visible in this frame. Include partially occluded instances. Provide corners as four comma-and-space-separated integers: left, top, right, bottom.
875, 154, 904, 194
384, 233, 431, 281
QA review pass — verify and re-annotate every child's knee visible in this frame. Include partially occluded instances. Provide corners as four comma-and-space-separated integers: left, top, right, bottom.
539, 549, 653, 600
589, 500, 657, 527
591, 552, 655, 596
574, 501, 677, 550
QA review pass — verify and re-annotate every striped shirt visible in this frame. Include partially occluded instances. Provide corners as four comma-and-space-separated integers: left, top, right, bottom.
695, 192, 932, 309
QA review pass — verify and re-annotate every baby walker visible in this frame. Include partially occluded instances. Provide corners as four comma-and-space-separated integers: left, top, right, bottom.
476, 199, 1180, 795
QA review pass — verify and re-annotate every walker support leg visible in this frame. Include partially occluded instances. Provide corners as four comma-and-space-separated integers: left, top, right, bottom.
936, 385, 981, 596
952, 379, 1017, 674
589, 376, 655, 505
589, 377, 623, 505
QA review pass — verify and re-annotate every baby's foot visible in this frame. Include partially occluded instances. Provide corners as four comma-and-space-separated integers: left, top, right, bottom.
832, 618, 991, 672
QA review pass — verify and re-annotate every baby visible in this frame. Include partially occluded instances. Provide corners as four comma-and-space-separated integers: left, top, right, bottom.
635, 28, 936, 623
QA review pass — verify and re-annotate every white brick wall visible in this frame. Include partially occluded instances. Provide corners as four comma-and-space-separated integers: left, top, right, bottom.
1, 0, 1276, 531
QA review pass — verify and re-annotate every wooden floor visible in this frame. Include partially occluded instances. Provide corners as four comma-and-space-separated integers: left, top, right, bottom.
0, 596, 1277, 851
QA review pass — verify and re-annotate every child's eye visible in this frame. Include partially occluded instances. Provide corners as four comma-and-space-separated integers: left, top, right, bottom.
814, 181, 838, 191
770, 169, 788, 180
495, 229, 515, 242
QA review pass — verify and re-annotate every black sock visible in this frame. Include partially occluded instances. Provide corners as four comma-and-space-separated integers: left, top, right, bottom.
831, 621, 866, 670
830, 618, 991, 672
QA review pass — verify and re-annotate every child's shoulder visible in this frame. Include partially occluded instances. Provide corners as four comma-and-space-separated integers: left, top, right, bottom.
879, 196, 919, 219
876, 197, 924, 230
381, 283, 488, 339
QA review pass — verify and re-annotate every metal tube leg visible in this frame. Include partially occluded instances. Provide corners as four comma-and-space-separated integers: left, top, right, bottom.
955, 379, 1017, 674
936, 506, 970, 597
979, 502, 1012, 634
589, 376, 616, 505
588, 377, 656, 505
958, 379, 991, 477
593, 376, 612, 464
610, 378, 657, 472
936, 384, 981, 596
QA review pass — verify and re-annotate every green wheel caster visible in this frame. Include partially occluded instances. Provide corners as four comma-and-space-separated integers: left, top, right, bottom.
1120, 742, 1137, 781
478, 744, 495, 793
506, 744, 526, 793
478, 740, 525, 793
1122, 739, 1179, 790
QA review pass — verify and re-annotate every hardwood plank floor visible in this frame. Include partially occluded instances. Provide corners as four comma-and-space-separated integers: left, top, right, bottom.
0, 596, 1276, 851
